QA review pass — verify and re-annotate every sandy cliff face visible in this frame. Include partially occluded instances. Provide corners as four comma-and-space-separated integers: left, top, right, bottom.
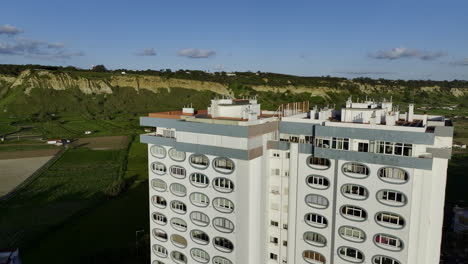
8, 70, 113, 95
1, 70, 467, 99
109, 75, 231, 95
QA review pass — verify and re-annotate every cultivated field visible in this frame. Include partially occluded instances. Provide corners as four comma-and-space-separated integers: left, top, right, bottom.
71, 135, 129, 150
0, 145, 127, 250
0, 148, 60, 197
0, 156, 53, 197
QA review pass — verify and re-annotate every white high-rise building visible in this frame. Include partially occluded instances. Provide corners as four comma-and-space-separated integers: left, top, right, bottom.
140, 97, 453, 264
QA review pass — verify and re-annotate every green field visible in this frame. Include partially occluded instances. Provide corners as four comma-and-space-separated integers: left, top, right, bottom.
0, 136, 149, 263
0, 143, 58, 152
0, 145, 128, 250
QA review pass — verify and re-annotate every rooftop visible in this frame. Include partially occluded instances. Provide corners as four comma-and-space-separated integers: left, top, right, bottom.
144, 97, 451, 131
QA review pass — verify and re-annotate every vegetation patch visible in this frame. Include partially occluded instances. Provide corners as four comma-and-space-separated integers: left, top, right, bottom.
0, 146, 127, 249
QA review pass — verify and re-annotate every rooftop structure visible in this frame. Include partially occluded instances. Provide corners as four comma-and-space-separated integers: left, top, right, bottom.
140, 98, 453, 264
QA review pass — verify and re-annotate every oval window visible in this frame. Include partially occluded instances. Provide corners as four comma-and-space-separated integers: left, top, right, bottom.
213, 157, 235, 174
306, 156, 331, 170
171, 234, 188, 248
170, 200, 187, 214
150, 145, 166, 158
304, 213, 328, 228
190, 211, 210, 227
152, 244, 168, 258
340, 205, 367, 221
189, 173, 209, 188
151, 212, 167, 225
213, 177, 234, 193
191, 248, 210, 263
170, 165, 186, 179
305, 194, 329, 209
171, 250, 187, 264
341, 184, 369, 200
152, 228, 168, 242
338, 226, 366, 243
374, 233, 404, 251
190, 192, 210, 207
213, 197, 234, 213
375, 212, 405, 229
213, 217, 235, 233
213, 256, 232, 264
189, 154, 209, 169
306, 175, 330, 189
170, 217, 187, 232
168, 148, 186, 161
372, 255, 401, 264
376, 189, 407, 207
151, 195, 167, 209
151, 179, 167, 192
213, 237, 234, 253
303, 231, 327, 247
337, 246, 364, 263
191, 229, 210, 245
378, 167, 409, 184
151, 162, 167, 175
342, 162, 369, 178
303, 250, 326, 264
170, 183, 187, 197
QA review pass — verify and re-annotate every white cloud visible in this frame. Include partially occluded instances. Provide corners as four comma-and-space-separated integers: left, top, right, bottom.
177, 48, 216, 58
0, 24, 23, 36
135, 48, 156, 56
47, 42, 65, 49
0, 37, 83, 60
369, 47, 447, 61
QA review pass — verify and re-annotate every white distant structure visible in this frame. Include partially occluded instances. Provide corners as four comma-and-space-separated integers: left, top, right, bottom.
84, 131, 93, 135
140, 97, 453, 264
46, 139, 62, 145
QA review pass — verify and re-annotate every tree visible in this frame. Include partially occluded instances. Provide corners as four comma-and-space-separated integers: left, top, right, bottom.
92, 65, 107, 72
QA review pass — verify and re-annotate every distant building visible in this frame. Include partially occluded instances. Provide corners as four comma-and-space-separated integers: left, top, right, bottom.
140, 97, 453, 264
121, 71, 126, 75
452, 142, 466, 149
84, 131, 93, 135
0, 249, 21, 264
226, 72, 236, 76
46, 139, 70, 146
46, 139, 62, 145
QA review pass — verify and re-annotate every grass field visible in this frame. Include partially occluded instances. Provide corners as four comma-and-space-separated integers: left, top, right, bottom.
0, 143, 58, 152
0, 145, 128, 250
19, 136, 149, 263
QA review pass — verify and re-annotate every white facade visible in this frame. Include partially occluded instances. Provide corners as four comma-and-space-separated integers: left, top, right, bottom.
140, 98, 453, 264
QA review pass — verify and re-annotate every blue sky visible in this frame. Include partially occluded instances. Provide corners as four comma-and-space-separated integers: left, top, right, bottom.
1, 0, 467, 80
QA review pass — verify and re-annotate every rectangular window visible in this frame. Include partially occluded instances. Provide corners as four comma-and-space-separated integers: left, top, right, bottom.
358, 142, 369, 152
270, 220, 279, 227
332, 137, 350, 150
270, 253, 278, 260
270, 236, 278, 244
315, 137, 330, 148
